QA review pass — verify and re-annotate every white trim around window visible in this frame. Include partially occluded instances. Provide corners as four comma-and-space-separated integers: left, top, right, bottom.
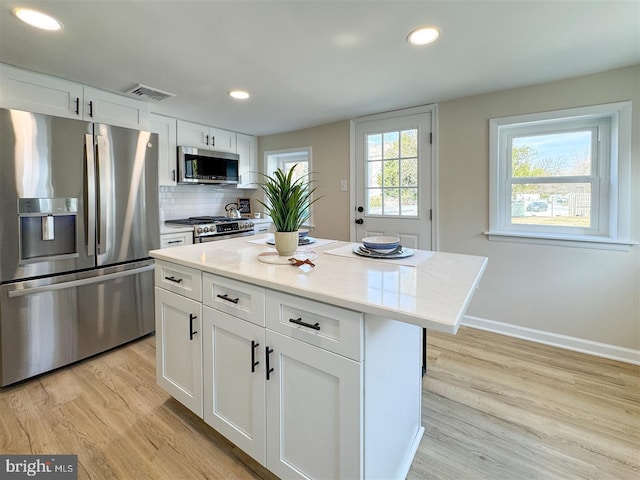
486, 101, 636, 251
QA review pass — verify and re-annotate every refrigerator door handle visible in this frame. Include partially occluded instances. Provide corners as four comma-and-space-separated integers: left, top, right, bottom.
96, 134, 108, 255
7, 264, 155, 298
85, 134, 96, 256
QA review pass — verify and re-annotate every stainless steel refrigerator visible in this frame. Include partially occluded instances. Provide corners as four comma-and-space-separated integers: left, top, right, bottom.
0, 108, 159, 386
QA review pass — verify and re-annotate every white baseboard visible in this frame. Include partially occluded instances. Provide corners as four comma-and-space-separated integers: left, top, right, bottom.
462, 315, 640, 366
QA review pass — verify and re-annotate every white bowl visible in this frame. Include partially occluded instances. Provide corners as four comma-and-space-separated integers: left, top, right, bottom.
362, 236, 400, 250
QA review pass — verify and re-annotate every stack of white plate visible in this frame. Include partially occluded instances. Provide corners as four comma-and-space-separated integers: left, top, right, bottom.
361, 236, 401, 254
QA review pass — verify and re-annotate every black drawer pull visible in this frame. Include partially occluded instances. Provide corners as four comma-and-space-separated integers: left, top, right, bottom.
289, 317, 321, 331
217, 293, 239, 304
265, 346, 274, 381
251, 340, 260, 373
189, 314, 198, 340
167, 240, 182, 244
165, 276, 183, 284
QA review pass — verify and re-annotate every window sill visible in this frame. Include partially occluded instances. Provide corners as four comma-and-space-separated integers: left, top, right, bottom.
484, 231, 637, 251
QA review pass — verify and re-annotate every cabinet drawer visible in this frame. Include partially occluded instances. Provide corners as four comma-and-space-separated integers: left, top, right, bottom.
266, 291, 362, 361
155, 260, 202, 302
160, 232, 192, 248
203, 273, 265, 326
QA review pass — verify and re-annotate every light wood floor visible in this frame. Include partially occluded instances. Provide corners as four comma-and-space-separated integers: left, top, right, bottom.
0, 327, 637, 479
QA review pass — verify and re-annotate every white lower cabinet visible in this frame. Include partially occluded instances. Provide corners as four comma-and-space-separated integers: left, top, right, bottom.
155, 262, 421, 479
155, 286, 203, 417
202, 306, 267, 464
265, 329, 361, 480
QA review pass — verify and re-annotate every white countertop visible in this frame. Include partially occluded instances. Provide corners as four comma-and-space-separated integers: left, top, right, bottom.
149, 235, 488, 333
160, 223, 194, 235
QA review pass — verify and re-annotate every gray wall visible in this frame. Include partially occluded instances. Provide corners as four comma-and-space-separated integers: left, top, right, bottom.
257, 65, 640, 354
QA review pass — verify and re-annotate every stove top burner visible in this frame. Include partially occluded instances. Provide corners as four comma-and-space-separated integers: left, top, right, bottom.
166, 216, 240, 226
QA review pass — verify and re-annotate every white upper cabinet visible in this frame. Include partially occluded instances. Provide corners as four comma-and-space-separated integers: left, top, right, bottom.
0, 64, 150, 130
83, 86, 149, 129
151, 113, 178, 186
177, 119, 236, 153
236, 132, 258, 189
0, 64, 83, 119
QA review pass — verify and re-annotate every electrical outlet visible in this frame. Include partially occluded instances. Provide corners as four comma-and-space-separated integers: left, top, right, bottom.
340, 179, 348, 192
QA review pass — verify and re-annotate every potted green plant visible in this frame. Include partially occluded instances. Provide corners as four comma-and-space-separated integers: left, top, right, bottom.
257, 165, 320, 256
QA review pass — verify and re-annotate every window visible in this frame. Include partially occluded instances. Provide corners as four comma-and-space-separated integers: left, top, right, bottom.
264, 147, 314, 226
365, 129, 419, 216
488, 102, 633, 249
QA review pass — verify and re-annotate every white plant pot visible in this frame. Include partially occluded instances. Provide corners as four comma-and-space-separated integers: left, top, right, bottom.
274, 231, 298, 256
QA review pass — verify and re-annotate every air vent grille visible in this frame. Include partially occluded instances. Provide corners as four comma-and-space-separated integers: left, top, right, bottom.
125, 84, 176, 101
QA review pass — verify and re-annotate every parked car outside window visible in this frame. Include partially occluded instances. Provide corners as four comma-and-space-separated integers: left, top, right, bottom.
526, 201, 548, 212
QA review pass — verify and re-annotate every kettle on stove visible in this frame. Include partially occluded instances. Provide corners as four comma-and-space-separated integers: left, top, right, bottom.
224, 202, 242, 218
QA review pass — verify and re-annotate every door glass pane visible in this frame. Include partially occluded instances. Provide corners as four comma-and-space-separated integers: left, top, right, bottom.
367, 134, 382, 161
367, 188, 382, 214
383, 160, 399, 187
510, 182, 591, 227
511, 130, 592, 177
366, 129, 419, 217
400, 130, 417, 158
383, 132, 399, 159
383, 188, 400, 215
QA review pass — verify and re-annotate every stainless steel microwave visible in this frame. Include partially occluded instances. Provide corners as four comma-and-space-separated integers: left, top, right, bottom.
177, 146, 239, 185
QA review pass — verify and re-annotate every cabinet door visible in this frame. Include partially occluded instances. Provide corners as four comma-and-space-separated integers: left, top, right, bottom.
84, 86, 149, 129
177, 119, 209, 149
155, 287, 203, 416
265, 330, 362, 480
160, 232, 192, 248
151, 113, 178, 186
236, 133, 257, 188
203, 307, 266, 465
0, 64, 83, 118
209, 126, 236, 153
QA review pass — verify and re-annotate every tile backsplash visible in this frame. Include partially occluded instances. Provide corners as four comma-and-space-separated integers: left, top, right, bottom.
159, 185, 256, 220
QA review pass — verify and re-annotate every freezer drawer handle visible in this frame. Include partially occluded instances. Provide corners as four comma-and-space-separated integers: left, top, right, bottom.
189, 314, 198, 340
217, 293, 239, 304
164, 276, 183, 284
265, 346, 274, 381
251, 340, 260, 373
289, 317, 321, 331
7, 264, 155, 298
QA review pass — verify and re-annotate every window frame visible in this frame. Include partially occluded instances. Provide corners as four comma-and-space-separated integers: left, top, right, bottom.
263, 147, 315, 227
487, 101, 634, 250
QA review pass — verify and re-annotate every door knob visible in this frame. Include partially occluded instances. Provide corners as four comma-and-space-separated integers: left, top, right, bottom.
355, 218, 364, 225
357, 206, 364, 212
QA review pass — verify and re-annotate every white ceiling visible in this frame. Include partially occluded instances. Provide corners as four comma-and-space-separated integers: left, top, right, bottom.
1, 0, 638, 136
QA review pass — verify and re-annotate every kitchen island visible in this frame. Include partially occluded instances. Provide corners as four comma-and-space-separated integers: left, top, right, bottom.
149, 236, 487, 480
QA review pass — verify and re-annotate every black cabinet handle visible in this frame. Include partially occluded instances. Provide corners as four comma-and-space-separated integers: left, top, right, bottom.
164, 276, 183, 284
167, 240, 182, 245
251, 340, 260, 373
205, 134, 209, 145
217, 293, 239, 304
265, 346, 274, 380
74, 97, 80, 115
289, 317, 321, 331
88, 100, 93, 117
211, 135, 215, 146
189, 314, 198, 340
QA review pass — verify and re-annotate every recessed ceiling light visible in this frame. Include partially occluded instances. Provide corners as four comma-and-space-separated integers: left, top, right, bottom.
12, 8, 63, 31
229, 90, 250, 100
407, 27, 439, 46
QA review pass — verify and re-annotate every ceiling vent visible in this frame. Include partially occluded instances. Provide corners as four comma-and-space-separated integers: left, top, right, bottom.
125, 84, 176, 101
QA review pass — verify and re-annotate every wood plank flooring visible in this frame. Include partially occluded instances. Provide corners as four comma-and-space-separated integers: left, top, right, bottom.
0, 327, 637, 479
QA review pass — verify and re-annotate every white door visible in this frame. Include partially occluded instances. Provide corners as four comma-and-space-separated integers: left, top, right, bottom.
353, 108, 433, 250
155, 287, 203, 416
265, 330, 361, 480
202, 306, 266, 465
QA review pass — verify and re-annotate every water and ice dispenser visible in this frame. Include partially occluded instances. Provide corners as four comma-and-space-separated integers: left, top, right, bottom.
18, 198, 79, 263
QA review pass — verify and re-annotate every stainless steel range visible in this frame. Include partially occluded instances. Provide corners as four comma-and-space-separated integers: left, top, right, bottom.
165, 216, 255, 243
